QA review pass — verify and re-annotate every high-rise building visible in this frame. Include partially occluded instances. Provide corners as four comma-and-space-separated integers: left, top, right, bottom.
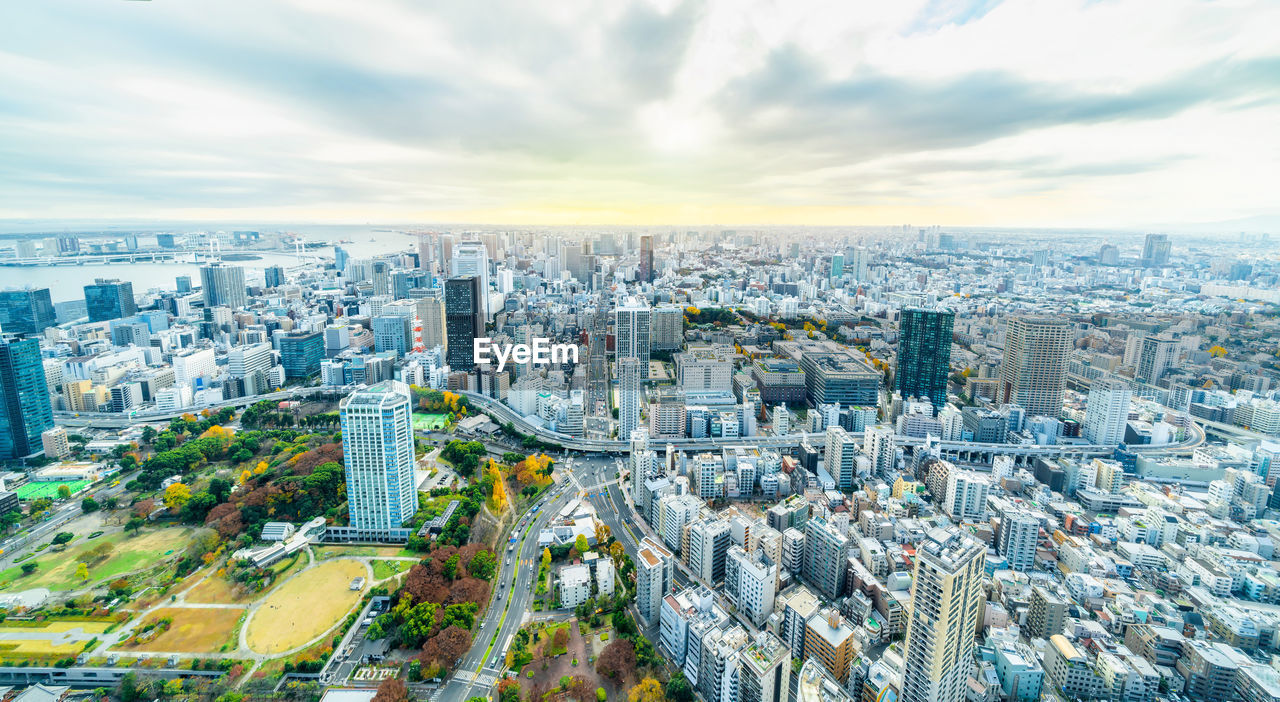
651, 305, 684, 352
823, 425, 859, 490
639, 234, 654, 283
618, 356, 642, 441
864, 425, 896, 474
1084, 378, 1132, 445
999, 317, 1071, 418
800, 353, 879, 407
685, 518, 732, 584
737, 632, 791, 702
830, 253, 844, 279
1141, 234, 1170, 266
725, 546, 777, 627
802, 518, 848, 601
804, 610, 857, 684
84, 278, 137, 323
1135, 335, 1176, 385
0, 337, 54, 459
0, 288, 57, 335
199, 263, 248, 309
340, 381, 418, 530
998, 510, 1039, 572
279, 330, 324, 378
1026, 586, 1068, 639
943, 470, 990, 521
264, 266, 285, 288
451, 241, 489, 318
615, 297, 651, 379
372, 315, 413, 356
848, 246, 870, 282
897, 307, 954, 413
900, 528, 986, 702
444, 275, 484, 371
636, 537, 675, 624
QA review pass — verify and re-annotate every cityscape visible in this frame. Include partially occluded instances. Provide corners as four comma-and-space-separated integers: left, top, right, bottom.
1, 3, 1279, 702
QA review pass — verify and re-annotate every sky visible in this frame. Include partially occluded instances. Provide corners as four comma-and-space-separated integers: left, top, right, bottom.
1, 0, 1277, 228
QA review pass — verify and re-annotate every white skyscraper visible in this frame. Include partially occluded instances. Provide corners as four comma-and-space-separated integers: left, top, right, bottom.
615, 297, 652, 379
901, 528, 986, 702
340, 380, 419, 530
998, 510, 1039, 571
451, 240, 489, 317
943, 470, 990, 521
619, 356, 642, 440
725, 545, 778, 627
823, 425, 859, 490
864, 425, 896, 474
1084, 378, 1132, 445
636, 536, 675, 624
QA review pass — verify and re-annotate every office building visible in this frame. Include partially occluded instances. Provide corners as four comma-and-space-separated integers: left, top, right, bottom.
340, 381, 418, 530
1084, 378, 1132, 445
999, 317, 1070, 418
639, 234, 654, 283
280, 330, 324, 379
802, 518, 848, 601
616, 297, 651, 378
84, 278, 137, 323
0, 288, 56, 335
900, 528, 986, 702
1026, 586, 1068, 639
200, 263, 248, 309
372, 315, 413, 356
651, 305, 684, 351
0, 337, 54, 459
800, 353, 879, 407
264, 265, 285, 288
450, 241, 489, 318
1141, 233, 1171, 266
618, 356, 642, 441
444, 275, 484, 371
896, 307, 954, 413
1135, 335, 1176, 385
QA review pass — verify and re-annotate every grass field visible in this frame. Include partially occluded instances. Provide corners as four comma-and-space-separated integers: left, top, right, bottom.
412, 413, 450, 431
0, 620, 110, 660
371, 560, 411, 580
14, 480, 91, 500
184, 572, 253, 605
0, 528, 190, 593
244, 559, 366, 655
119, 607, 244, 653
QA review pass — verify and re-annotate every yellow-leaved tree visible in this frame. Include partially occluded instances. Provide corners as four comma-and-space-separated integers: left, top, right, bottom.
628, 677, 665, 702
163, 482, 191, 511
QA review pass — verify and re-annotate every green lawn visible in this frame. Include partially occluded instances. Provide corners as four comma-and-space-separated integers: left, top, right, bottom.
412, 413, 451, 431
0, 528, 191, 592
14, 480, 92, 500
371, 560, 410, 580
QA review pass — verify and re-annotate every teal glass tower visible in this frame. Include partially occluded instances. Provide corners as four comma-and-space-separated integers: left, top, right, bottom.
896, 307, 954, 413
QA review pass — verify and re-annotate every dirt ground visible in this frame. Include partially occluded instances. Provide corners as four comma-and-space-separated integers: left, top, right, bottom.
525, 621, 634, 700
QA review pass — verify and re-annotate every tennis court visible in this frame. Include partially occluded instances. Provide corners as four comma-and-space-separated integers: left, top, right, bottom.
412, 413, 450, 431
14, 480, 91, 501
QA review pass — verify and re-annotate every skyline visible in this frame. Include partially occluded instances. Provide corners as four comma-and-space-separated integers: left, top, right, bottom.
2, 0, 1279, 228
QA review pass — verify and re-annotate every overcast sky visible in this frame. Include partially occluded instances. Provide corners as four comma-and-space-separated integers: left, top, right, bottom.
1, 0, 1277, 227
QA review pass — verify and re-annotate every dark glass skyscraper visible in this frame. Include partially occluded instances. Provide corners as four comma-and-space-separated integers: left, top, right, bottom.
0, 336, 54, 459
0, 288, 57, 335
896, 307, 954, 413
638, 235, 654, 283
445, 275, 483, 371
279, 330, 324, 379
84, 278, 137, 323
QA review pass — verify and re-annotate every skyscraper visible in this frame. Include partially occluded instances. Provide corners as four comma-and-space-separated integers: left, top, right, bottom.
84, 278, 137, 323
1084, 378, 1132, 445
650, 305, 684, 351
802, 518, 848, 601
618, 356, 642, 441
279, 330, 324, 379
445, 275, 484, 371
200, 263, 248, 309
823, 425, 859, 490
0, 288, 57, 335
896, 307, 955, 413
340, 381, 419, 530
615, 297, 651, 379
636, 536, 674, 624
450, 240, 489, 318
1135, 335, 1176, 385
900, 528, 986, 702
997, 510, 1039, 572
999, 317, 1071, 418
830, 253, 843, 279
0, 337, 54, 459
263, 266, 285, 288
638, 234, 654, 283
1141, 234, 1170, 266
372, 315, 412, 356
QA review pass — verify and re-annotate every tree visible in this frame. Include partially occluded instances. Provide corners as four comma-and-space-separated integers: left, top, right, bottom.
595, 523, 611, 545
575, 534, 590, 554
629, 677, 665, 702
443, 554, 460, 580
81, 497, 99, 512
497, 679, 521, 702
371, 678, 409, 702
162, 679, 183, 697
597, 689, 608, 702
666, 671, 693, 702
57, 484, 72, 500
126, 517, 145, 534
541, 547, 552, 569
467, 550, 497, 581
21, 562, 38, 575
163, 482, 192, 511
52, 531, 75, 545
596, 639, 636, 680
76, 563, 90, 581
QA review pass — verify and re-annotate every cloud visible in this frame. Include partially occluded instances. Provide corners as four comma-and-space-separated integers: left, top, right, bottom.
0, 0, 1275, 226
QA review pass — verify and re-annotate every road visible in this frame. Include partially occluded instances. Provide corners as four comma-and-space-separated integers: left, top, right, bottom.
433, 478, 577, 702
0, 471, 137, 571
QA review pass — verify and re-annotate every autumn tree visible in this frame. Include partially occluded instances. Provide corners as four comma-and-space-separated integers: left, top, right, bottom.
76, 563, 90, 581
162, 483, 192, 511
595, 523, 611, 545
596, 639, 636, 680
575, 534, 590, 554
629, 677, 665, 702
371, 678, 409, 702
57, 484, 72, 500
541, 548, 551, 569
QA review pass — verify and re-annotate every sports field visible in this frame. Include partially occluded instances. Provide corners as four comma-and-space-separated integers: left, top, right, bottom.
244, 559, 366, 654
14, 480, 91, 500
412, 413, 450, 431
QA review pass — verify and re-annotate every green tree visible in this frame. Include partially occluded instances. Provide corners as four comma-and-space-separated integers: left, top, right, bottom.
52, 531, 74, 545
443, 553, 460, 580
666, 671, 694, 702
126, 517, 145, 534
575, 534, 590, 554
81, 497, 99, 512
467, 550, 497, 581
21, 562, 38, 575
57, 484, 72, 500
